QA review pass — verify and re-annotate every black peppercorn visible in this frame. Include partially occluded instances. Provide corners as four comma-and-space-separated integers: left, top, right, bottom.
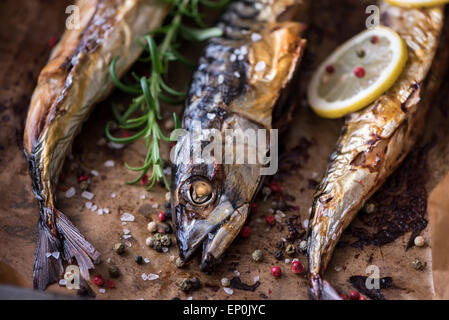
274, 250, 283, 260
276, 240, 285, 249
135, 255, 143, 264
190, 277, 201, 290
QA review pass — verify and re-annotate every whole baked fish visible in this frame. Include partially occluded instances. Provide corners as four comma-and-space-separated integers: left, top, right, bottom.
24, 0, 167, 290
171, 0, 306, 271
307, 1, 446, 300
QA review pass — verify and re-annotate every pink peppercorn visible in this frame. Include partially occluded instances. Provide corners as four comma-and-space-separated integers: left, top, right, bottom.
140, 174, 149, 185
325, 64, 335, 74
240, 226, 251, 238
268, 182, 283, 193
271, 266, 281, 277
354, 67, 366, 78
158, 211, 166, 222
290, 260, 304, 274
266, 215, 276, 226
77, 175, 89, 183
93, 274, 104, 286
350, 290, 361, 300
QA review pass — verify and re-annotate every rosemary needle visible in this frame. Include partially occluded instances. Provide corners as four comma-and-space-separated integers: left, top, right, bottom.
106, 0, 228, 190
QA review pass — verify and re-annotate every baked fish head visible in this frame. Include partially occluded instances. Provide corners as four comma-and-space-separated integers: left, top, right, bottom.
171, 117, 264, 271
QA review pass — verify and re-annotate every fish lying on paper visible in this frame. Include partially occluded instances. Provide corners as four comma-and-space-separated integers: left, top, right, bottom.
307, 0, 447, 300
23, 0, 168, 290
171, 0, 306, 271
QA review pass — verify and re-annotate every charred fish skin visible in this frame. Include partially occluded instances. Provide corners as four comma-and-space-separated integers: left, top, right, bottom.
172, 0, 306, 271
24, 0, 168, 290
307, 1, 445, 300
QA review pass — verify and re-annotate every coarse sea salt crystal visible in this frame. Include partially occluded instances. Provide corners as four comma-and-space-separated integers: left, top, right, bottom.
187, 296, 193, 300
81, 191, 94, 200
65, 187, 76, 198
99, 288, 106, 294
110, 193, 117, 199
162, 247, 169, 253
121, 213, 135, 222
141, 273, 148, 281
285, 259, 290, 264
52, 252, 60, 259
90, 170, 99, 177
234, 71, 240, 78
140, 194, 146, 200
123, 234, 132, 239
255, 61, 266, 72
104, 160, 115, 167
251, 33, 262, 42
103, 208, 110, 214
97, 209, 103, 215
144, 258, 150, 264
85, 202, 93, 209
147, 273, 159, 280
59, 279, 67, 287
234, 270, 240, 277
218, 74, 224, 84
151, 203, 159, 209
123, 228, 130, 235
45, 252, 52, 258
91, 204, 98, 212
230, 54, 236, 62
107, 258, 111, 264
207, 113, 215, 120
253, 275, 260, 283
223, 287, 234, 295
107, 142, 124, 150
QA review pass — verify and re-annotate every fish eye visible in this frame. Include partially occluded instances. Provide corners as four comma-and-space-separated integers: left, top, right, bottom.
185, 178, 215, 206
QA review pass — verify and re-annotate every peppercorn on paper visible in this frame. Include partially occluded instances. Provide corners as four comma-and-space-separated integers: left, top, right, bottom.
1, 0, 449, 300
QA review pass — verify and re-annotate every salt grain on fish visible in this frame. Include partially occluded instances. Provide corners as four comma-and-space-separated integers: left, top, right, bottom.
255, 61, 266, 71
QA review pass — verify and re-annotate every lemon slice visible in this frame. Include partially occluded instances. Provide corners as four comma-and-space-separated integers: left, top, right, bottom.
307, 26, 407, 119
385, 0, 449, 8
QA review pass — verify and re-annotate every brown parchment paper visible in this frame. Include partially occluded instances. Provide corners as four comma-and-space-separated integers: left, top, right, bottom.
1, 0, 449, 300
429, 172, 449, 299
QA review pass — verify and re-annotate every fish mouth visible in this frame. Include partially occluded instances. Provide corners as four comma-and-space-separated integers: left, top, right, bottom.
173, 198, 249, 271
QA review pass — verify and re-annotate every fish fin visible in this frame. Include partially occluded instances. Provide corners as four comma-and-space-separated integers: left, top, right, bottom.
54, 209, 101, 280
308, 273, 342, 300
33, 219, 64, 290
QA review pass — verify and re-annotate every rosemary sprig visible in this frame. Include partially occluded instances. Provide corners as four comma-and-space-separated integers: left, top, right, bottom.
106, 0, 229, 190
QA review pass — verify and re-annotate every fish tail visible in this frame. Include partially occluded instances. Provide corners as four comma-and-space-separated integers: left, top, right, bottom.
308, 273, 342, 300
33, 218, 64, 290
54, 208, 101, 280
33, 207, 100, 290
